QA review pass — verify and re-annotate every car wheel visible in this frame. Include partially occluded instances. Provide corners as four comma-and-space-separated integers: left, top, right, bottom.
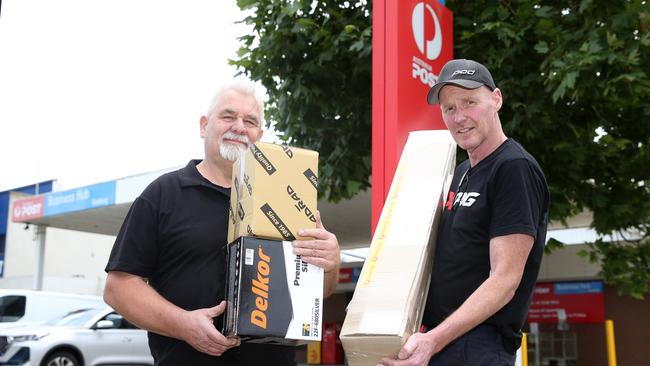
43, 351, 80, 366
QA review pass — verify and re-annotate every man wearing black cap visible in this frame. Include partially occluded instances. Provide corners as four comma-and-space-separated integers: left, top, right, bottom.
380, 59, 549, 366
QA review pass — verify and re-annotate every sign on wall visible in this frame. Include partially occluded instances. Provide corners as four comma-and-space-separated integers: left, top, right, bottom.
42, 182, 115, 216
12, 181, 116, 222
338, 267, 362, 284
11, 196, 45, 221
527, 280, 606, 324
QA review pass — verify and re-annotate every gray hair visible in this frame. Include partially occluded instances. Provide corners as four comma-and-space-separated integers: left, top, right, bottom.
205, 77, 266, 126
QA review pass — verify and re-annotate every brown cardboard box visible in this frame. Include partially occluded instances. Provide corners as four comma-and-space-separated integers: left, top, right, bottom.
340, 130, 456, 366
228, 142, 319, 243
223, 236, 323, 343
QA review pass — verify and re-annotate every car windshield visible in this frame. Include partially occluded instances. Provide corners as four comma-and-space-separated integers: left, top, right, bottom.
45, 308, 104, 327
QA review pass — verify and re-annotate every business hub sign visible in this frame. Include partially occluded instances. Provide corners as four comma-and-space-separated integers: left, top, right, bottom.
527, 280, 606, 324
12, 181, 116, 221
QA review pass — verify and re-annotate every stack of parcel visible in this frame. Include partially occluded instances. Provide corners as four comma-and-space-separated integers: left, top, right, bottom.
223, 142, 323, 343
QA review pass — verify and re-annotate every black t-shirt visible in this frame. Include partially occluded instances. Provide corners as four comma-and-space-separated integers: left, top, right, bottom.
105, 160, 295, 366
423, 139, 549, 353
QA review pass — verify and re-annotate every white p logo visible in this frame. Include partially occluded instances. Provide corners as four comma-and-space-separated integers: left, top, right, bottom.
412, 2, 442, 61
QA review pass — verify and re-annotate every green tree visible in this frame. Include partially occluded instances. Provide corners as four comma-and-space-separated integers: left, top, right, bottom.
232, 0, 372, 202
232, 0, 650, 298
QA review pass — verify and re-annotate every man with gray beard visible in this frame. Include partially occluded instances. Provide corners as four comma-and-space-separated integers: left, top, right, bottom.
104, 78, 341, 365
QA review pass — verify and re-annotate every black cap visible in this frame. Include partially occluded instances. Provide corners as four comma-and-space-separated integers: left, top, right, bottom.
427, 59, 497, 104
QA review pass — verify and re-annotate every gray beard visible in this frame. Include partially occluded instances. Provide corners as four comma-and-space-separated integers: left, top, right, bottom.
220, 142, 246, 161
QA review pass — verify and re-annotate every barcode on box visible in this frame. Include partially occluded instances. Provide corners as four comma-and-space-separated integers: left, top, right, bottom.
245, 248, 254, 265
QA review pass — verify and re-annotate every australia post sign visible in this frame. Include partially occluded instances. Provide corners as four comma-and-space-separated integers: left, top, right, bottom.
11, 181, 116, 222
527, 281, 606, 324
372, 0, 453, 232
11, 196, 45, 221
400, 1, 453, 133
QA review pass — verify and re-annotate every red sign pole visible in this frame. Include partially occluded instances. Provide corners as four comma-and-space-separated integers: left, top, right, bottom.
371, 0, 387, 235
371, 1, 453, 233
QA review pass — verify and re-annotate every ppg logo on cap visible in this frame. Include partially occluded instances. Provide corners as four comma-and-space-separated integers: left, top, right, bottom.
451, 70, 476, 76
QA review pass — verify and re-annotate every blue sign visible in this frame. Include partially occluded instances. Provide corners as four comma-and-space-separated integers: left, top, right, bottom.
44, 181, 116, 216
555, 281, 603, 295
352, 267, 362, 283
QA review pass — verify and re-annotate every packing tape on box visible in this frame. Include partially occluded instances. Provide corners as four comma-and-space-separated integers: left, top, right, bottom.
250, 143, 278, 175
358, 162, 408, 287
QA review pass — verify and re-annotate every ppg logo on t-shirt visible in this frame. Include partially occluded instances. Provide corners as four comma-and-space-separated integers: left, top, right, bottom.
453, 192, 480, 208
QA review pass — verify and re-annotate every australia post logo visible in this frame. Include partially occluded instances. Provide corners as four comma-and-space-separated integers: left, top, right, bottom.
412, 2, 442, 61
12, 196, 45, 222
410, 2, 447, 88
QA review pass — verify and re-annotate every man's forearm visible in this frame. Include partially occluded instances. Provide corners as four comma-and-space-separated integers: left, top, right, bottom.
431, 233, 533, 349
104, 271, 186, 339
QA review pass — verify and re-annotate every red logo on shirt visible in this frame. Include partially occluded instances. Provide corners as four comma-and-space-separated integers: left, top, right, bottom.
444, 191, 455, 211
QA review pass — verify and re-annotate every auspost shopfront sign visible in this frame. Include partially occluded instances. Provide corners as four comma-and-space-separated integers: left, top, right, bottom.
12, 196, 46, 221
44, 182, 115, 216
12, 181, 116, 222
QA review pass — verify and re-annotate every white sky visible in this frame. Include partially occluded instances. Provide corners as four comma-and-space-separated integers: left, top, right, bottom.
0, 0, 261, 192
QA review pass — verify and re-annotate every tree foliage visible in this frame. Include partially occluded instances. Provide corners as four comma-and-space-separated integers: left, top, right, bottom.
233, 0, 650, 298
231, 0, 372, 202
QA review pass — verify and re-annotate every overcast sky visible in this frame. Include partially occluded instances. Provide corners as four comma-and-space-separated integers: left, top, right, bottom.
0, 1, 262, 192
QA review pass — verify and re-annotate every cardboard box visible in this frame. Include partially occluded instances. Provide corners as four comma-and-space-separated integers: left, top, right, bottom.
340, 130, 456, 366
228, 142, 319, 244
223, 236, 323, 343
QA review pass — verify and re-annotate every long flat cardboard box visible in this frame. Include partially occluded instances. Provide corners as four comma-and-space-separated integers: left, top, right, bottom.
340, 130, 456, 366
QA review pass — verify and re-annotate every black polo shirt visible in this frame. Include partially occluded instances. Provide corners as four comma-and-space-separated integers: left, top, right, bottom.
106, 160, 296, 366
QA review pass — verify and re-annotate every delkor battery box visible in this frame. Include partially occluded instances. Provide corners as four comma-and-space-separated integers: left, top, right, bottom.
227, 142, 319, 244
223, 236, 323, 343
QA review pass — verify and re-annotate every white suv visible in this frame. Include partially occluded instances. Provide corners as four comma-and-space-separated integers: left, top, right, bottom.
0, 290, 105, 330
0, 307, 153, 366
